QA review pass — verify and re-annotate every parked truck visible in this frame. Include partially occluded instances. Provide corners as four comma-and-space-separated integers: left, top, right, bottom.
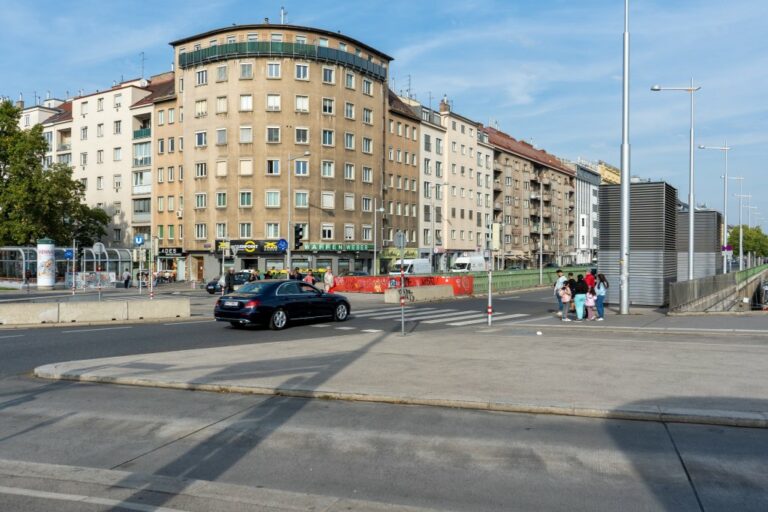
389, 258, 432, 275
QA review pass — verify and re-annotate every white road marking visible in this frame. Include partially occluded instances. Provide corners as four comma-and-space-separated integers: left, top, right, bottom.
447, 313, 528, 326
498, 296, 521, 300
392, 310, 467, 321
353, 307, 409, 314
421, 311, 488, 324
361, 329, 383, 333
0, 484, 189, 512
311, 324, 331, 328
353, 307, 424, 317
370, 308, 456, 320
335, 326, 356, 330
61, 326, 133, 334
0, 334, 24, 339
162, 319, 214, 326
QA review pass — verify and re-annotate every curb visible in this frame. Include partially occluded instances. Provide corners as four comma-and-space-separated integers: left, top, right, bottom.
492, 322, 768, 336
33, 367, 768, 429
0, 315, 206, 330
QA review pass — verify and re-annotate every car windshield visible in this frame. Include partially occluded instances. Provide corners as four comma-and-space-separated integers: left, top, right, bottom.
390, 263, 410, 273
237, 282, 270, 294
451, 263, 469, 270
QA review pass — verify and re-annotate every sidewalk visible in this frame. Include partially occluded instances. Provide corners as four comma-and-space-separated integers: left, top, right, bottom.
35, 321, 768, 428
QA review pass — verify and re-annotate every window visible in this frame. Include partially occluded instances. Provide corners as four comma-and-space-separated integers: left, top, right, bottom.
215, 223, 227, 239
344, 224, 354, 241
321, 191, 335, 209
239, 94, 253, 111
195, 69, 208, 85
322, 129, 334, 146
216, 96, 228, 113
195, 162, 207, 178
344, 163, 354, 180
266, 94, 281, 111
113, 94, 122, 109
345, 72, 355, 89
363, 108, 373, 125
239, 158, 253, 176
195, 193, 207, 209
295, 191, 309, 208
240, 62, 253, 79
344, 193, 355, 210
216, 160, 227, 176
96, 124, 103, 138
247, 33, 257, 41
79, 152, 87, 166
344, 132, 354, 150
240, 126, 253, 144
113, 147, 122, 161
80, 126, 87, 140
113, 120, 122, 134
362, 166, 373, 183
265, 190, 280, 208
216, 191, 227, 207
295, 95, 309, 112
294, 160, 308, 176
157, 168, 164, 183
168, 108, 175, 124
194, 131, 207, 147
239, 191, 253, 207
295, 35, 307, 44
113, 174, 122, 190
96, 150, 103, 164
322, 98, 334, 115
216, 65, 227, 82
193, 223, 206, 240
167, 196, 175, 211
80, 102, 88, 115
266, 159, 280, 175
157, 196, 164, 212
362, 197, 372, 212
96, 98, 103, 111
214, 128, 227, 146
318, 37, 329, 47
168, 137, 175, 153
267, 62, 280, 78
167, 167, 175, 181
321, 160, 334, 178
239, 223, 252, 238
195, 99, 207, 117
362, 79, 373, 95
95, 176, 103, 190
266, 126, 280, 143
362, 225, 372, 241
321, 223, 334, 240
344, 102, 354, 119
157, 139, 164, 154
295, 127, 308, 144
362, 138, 373, 154
322, 67, 335, 84
295, 63, 308, 80
266, 223, 280, 239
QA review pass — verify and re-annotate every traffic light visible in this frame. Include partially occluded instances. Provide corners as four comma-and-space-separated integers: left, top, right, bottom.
294, 224, 304, 250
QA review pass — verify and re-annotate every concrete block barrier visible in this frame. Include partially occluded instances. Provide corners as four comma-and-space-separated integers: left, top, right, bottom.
59, 302, 127, 323
127, 298, 190, 320
0, 303, 60, 325
384, 285, 454, 304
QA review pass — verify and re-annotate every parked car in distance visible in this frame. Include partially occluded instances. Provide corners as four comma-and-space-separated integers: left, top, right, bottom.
214, 280, 351, 330
450, 255, 487, 272
388, 258, 431, 275
206, 271, 252, 294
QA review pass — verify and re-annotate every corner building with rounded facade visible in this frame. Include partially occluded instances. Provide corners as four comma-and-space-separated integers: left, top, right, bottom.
171, 25, 391, 277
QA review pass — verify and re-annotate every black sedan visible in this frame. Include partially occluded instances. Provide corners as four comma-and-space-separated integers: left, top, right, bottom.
206, 271, 252, 294
214, 280, 351, 330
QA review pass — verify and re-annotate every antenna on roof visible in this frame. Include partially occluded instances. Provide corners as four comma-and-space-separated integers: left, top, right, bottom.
405, 74, 412, 100
140, 52, 146, 79
280, 6, 287, 24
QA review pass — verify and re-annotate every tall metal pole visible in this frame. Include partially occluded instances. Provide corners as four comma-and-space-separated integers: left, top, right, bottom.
373, 197, 378, 276
687, 78, 696, 281
538, 171, 543, 285
723, 143, 729, 272
286, 153, 292, 272
619, 0, 631, 314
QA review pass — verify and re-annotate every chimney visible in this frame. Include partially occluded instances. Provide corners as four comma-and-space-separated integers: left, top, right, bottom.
16, 93, 24, 110
439, 94, 450, 113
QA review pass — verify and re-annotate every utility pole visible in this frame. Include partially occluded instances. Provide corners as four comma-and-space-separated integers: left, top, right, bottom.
619, 0, 631, 313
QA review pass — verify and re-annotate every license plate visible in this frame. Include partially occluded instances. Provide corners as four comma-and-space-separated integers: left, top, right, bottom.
224, 301, 239, 307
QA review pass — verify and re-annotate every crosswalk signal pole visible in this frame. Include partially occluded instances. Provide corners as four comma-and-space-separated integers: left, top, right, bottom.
487, 268, 493, 326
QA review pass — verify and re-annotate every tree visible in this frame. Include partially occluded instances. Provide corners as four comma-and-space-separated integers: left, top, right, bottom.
0, 100, 108, 246
728, 226, 768, 257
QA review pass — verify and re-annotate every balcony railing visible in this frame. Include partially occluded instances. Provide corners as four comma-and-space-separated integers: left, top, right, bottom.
57, 143, 71, 152
132, 212, 151, 223
133, 157, 151, 168
132, 184, 151, 195
133, 128, 151, 140
493, 180, 502, 192
493, 202, 503, 211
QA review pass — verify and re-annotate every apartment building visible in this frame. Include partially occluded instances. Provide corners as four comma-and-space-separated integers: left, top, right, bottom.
170, 24, 391, 277
484, 127, 576, 268
380, 90, 420, 272
438, 98, 493, 268
598, 160, 621, 185
572, 160, 600, 264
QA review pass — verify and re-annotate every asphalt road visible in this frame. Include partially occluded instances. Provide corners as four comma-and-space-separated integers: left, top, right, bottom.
1, 288, 767, 510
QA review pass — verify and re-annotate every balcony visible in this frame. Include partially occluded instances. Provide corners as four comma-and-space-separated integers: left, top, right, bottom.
132, 212, 151, 223
541, 177, 551, 185
133, 157, 151, 168
57, 143, 71, 152
542, 207, 552, 217
133, 128, 151, 140
493, 180, 502, 192
529, 193, 540, 201
542, 193, 552, 202
493, 202, 503, 211
132, 184, 151, 196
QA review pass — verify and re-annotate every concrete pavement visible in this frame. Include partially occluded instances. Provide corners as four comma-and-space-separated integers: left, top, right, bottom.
35, 313, 768, 428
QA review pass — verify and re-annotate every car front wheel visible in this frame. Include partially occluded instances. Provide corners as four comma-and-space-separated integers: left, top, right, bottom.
269, 308, 288, 330
334, 303, 349, 322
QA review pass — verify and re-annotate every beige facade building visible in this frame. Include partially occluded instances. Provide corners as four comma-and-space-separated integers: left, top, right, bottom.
170, 24, 391, 278
597, 160, 621, 185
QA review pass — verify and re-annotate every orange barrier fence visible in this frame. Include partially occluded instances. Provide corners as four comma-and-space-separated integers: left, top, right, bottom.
334, 275, 474, 296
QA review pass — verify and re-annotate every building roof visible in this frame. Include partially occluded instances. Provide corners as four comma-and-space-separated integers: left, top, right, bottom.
131, 73, 176, 108
169, 24, 393, 61
44, 101, 72, 125
388, 88, 420, 121
482, 126, 574, 176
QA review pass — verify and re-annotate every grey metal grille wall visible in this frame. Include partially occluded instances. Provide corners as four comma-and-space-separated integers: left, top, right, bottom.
598, 182, 677, 306
676, 210, 723, 280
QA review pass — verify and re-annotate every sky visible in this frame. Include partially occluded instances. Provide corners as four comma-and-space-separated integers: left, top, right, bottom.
2, 0, 766, 231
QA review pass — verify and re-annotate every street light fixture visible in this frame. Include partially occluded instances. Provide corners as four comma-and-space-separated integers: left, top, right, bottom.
698, 142, 731, 273
372, 199, 385, 276
651, 79, 701, 280
619, 0, 631, 314
286, 151, 311, 271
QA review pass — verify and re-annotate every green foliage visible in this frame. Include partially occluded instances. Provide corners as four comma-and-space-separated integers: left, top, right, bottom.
0, 100, 108, 247
728, 226, 768, 257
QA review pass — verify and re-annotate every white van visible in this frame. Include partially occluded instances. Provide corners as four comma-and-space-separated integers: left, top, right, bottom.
389, 258, 432, 275
450, 255, 487, 272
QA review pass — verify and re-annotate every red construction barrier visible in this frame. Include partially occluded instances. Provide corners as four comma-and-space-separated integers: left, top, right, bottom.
333, 275, 474, 296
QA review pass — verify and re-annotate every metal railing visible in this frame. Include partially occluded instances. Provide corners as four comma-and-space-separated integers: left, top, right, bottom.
669, 264, 768, 311
133, 128, 151, 139
471, 267, 587, 294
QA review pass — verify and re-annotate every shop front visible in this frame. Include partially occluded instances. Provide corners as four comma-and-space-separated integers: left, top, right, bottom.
215, 239, 288, 277
379, 247, 419, 274
157, 247, 185, 282
296, 243, 375, 275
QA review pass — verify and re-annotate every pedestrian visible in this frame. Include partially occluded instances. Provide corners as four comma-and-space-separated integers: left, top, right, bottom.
558, 284, 572, 322
247, 270, 257, 282
573, 274, 588, 321
567, 272, 576, 313
323, 266, 335, 293
122, 268, 131, 289
585, 268, 596, 288
595, 273, 609, 321
223, 267, 236, 294
292, 267, 303, 281
585, 286, 597, 320
303, 270, 317, 285
553, 269, 567, 317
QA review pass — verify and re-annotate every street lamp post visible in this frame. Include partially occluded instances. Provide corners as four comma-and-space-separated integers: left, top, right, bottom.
698, 142, 731, 273
619, 0, 631, 314
372, 198, 385, 276
286, 151, 310, 271
732, 176, 746, 271
746, 205, 758, 268
651, 79, 701, 280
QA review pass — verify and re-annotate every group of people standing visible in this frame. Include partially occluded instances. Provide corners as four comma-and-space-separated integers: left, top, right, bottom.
554, 269, 609, 322
222, 266, 336, 294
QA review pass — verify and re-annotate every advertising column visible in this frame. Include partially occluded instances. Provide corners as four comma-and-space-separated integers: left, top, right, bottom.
36, 237, 56, 289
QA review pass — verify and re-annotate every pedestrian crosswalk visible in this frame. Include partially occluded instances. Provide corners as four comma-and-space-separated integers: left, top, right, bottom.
352, 306, 530, 327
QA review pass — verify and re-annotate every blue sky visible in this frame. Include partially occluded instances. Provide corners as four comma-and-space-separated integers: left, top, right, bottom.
2, 0, 766, 230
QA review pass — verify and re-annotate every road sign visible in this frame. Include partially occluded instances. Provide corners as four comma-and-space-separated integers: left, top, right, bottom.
395, 231, 406, 249
64, 249, 73, 259
277, 238, 288, 251
134, 235, 145, 246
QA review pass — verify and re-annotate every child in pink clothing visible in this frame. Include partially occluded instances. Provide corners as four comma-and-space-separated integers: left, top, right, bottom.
585, 287, 597, 320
